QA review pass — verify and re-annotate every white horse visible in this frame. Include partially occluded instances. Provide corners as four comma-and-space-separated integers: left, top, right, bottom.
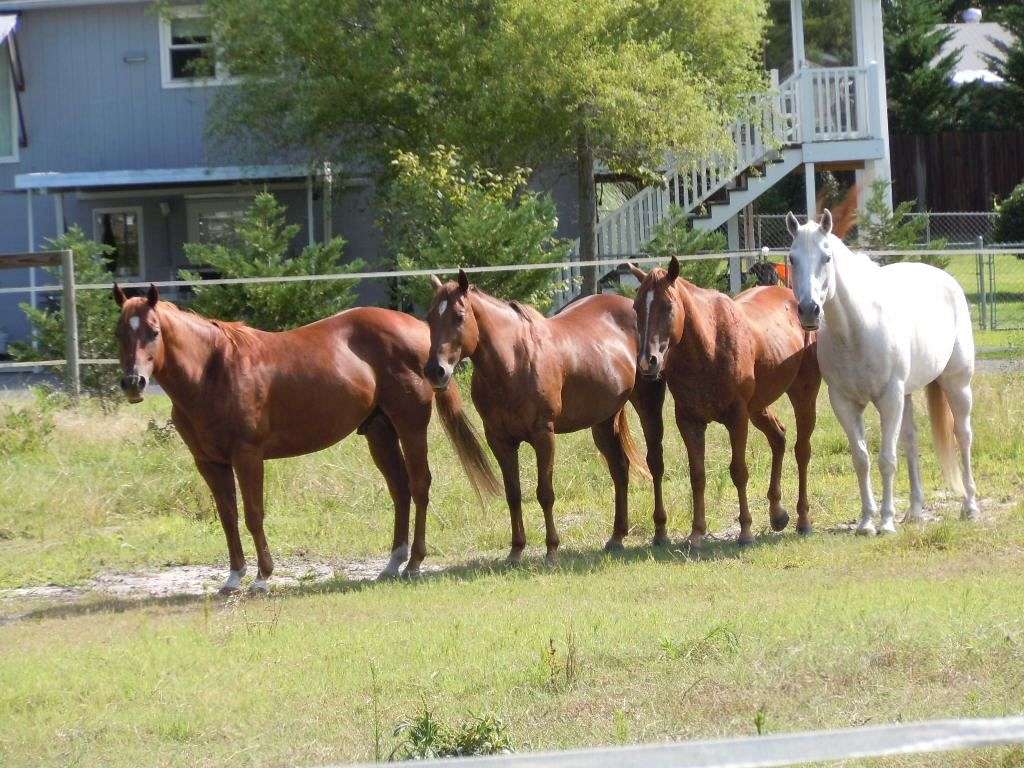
786, 210, 979, 534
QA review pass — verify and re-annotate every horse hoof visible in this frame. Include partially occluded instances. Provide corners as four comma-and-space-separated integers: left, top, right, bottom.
856, 521, 876, 536
545, 551, 559, 567
248, 579, 270, 595
218, 585, 241, 597
737, 534, 755, 548
902, 511, 923, 525
652, 533, 671, 548
878, 520, 897, 535
377, 567, 401, 581
604, 538, 626, 554
961, 505, 980, 522
505, 548, 525, 566
770, 510, 790, 532
686, 534, 704, 550
797, 524, 813, 537
401, 565, 422, 580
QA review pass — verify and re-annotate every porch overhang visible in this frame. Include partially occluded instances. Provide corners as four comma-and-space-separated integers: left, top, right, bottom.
15, 165, 312, 193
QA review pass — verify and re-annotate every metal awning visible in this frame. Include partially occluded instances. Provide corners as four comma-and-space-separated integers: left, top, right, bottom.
15, 165, 312, 192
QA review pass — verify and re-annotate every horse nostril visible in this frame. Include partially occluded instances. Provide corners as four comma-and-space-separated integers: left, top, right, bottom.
648, 353, 659, 367
138, 375, 147, 390
120, 377, 130, 391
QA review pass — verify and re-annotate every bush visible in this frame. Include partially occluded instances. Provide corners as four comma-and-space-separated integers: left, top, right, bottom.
856, 180, 949, 269
380, 145, 569, 311
641, 207, 727, 289
389, 710, 512, 761
993, 181, 1024, 246
181, 192, 363, 330
12, 227, 122, 396
0, 389, 61, 457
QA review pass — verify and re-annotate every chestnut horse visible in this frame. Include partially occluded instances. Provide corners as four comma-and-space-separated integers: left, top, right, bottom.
113, 284, 498, 592
630, 257, 821, 547
424, 271, 668, 564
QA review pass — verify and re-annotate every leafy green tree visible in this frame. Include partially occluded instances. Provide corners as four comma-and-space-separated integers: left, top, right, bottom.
12, 227, 121, 395
206, 0, 767, 296
883, 0, 962, 211
984, 6, 1024, 126
181, 192, 363, 330
380, 146, 568, 310
993, 181, 1024, 244
641, 208, 728, 289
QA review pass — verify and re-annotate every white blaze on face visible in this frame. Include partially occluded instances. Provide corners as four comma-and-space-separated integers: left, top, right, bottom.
128, 316, 140, 331
438, 300, 448, 316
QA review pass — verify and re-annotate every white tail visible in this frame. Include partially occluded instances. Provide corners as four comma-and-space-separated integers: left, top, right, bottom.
925, 381, 965, 497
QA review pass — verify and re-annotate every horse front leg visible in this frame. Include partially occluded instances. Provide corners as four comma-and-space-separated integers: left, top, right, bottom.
676, 415, 708, 549
725, 408, 753, 546
531, 428, 561, 566
874, 383, 906, 534
233, 447, 274, 593
362, 412, 412, 579
486, 431, 526, 564
829, 389, 877, 534
632, 378, 668, 546
787, 369, 820, 536
749, 408, 789, 532
195, 459, 246, 595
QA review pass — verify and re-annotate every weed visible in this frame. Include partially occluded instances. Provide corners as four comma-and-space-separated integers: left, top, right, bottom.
543, 627, 582, 692
389, 710, 511, 760
0, 403, 54, 457
660, 624, 740, 664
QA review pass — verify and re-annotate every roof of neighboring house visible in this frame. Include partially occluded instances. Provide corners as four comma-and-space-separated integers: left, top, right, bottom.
0, 0, 147, 10
15, 165, 312, 192
937, 20, 1016, 84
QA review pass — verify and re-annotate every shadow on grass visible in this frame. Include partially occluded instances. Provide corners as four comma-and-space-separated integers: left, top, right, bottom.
0, 529, 810, 626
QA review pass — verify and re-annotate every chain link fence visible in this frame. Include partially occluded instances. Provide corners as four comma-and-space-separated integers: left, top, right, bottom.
738, 212, 1024, 334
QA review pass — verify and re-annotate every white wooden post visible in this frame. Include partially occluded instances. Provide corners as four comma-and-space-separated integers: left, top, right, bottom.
306, 173, 315, 247
60, 248, 80, 396
805, 163, 816, 220
853, 0, 893, 210
790, 0, 806, 73
727, 214, 741, 294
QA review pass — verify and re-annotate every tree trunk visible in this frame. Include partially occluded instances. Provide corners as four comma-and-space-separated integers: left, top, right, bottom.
577, 128, 598, 296
913, 134, 927, 213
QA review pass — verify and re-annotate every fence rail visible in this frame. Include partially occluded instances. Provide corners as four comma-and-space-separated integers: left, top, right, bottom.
3, 246, 1024, 393
331, 716, 1024, 768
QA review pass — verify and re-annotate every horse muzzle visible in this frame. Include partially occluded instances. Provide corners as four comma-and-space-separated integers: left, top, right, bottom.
120, 373, 147, 403
797, 300, 821, 331
638, 355, 663, 381
424, 359, 452, 391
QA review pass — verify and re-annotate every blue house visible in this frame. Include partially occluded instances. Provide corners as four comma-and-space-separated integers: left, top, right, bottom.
0, 0, 389, 348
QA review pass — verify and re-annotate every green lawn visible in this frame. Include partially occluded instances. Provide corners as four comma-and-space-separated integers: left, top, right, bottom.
1, 376, 1024, 767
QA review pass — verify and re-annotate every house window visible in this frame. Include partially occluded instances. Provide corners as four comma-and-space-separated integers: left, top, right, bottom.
0, 41, 17, 162
186, 197, 252, 246
94, 208, 144, 278
159, 7, 232, 88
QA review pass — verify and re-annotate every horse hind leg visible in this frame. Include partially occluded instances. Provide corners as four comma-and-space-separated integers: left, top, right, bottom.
829, 390, 877, 535
787, 370, 820, 535
592, 416, 631, 552
900, 394, 926, 524
874, 383, 906, 535
937, 371, 980, 520
749, 408, 789, 532
391, 409, 433, 577
362, 411, 412, 579
531, 428, 561, 566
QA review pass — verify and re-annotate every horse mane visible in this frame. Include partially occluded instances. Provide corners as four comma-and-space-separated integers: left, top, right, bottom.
830, 185, 860, 239
160, 301, 260, 348
472, 288, 544, 324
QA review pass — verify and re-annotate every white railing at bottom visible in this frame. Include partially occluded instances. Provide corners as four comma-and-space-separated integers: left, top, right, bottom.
326, 716, 1024, 768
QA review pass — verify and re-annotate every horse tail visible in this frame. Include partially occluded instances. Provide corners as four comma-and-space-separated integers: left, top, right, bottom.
925, 381, 965, 497
434, 384, 502, 500
616, 408, 652, 482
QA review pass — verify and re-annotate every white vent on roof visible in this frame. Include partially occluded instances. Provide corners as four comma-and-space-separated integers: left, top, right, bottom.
962, 8, 982, 23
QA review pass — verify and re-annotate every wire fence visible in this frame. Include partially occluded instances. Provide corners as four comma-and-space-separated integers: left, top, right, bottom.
2, 244, 1024, 392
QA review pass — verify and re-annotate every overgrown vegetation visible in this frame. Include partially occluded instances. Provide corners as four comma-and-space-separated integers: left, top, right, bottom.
379, 146, 567, 310
389, 710, 512, 760
11, 228, 121, 395
993, 181, 1024, 246
181, 192, 363, 330
641, 208, 728, 289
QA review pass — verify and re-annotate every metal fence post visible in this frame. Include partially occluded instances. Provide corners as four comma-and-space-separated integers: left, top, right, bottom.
988, 250, 996, 330
60, 247, 80, 397
975, 236, 987, 331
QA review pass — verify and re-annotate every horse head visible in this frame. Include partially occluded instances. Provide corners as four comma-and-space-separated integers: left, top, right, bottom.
785, 210, 837, 330
112, 283, 164, 403
424, 270, 479, 391
630, 256, 683, 380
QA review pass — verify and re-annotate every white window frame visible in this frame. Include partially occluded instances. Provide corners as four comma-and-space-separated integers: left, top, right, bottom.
159, 5, 235, 89
93, 206, 145, 280
0, 40, 19, 164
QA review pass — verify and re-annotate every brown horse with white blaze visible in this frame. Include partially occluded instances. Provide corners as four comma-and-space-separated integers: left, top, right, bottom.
630, 257, 821, 547
424, 271, 668, 564
113, 284, 499, 592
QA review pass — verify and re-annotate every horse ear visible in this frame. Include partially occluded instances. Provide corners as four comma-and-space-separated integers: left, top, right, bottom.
113, 283, 127, 307
819, 209, 833, 236
666, 256, 680, 283
430, 274, 443, 289
457, 269, 470, 294
627, 263, 647, 281
146, 283, 159, 307
786, 211, 800, 238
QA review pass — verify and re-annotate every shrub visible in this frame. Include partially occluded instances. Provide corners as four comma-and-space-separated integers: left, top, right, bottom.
856, 180, 949, 268
993, 181, 1024, 246
389, 710, 512, 761
181, 192, 363, 330
0, 389, 59, 457
641, 207, 728, 289
379, 145, 569, 311
12, 227, 122, 396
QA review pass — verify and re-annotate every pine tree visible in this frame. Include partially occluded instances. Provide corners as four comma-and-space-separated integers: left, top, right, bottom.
984, 6, 1024, 125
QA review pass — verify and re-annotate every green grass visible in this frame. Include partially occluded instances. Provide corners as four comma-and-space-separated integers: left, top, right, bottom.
2, 375, 1024, 767
946, 255, 1024, 342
